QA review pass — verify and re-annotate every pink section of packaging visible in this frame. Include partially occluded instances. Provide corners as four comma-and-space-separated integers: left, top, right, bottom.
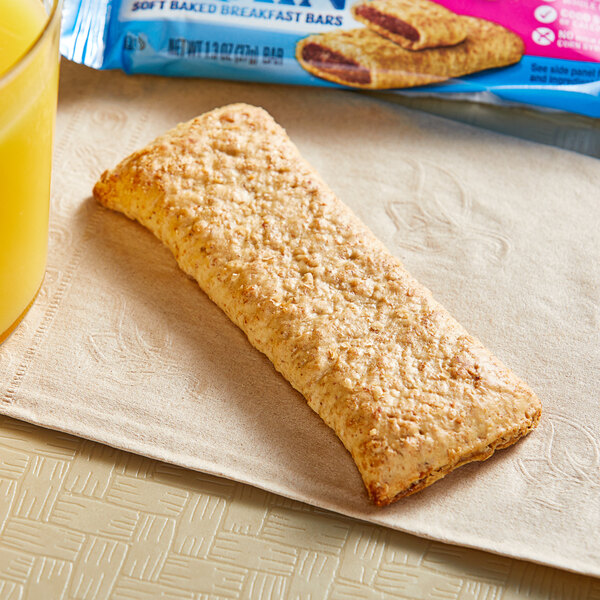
439, 0, 600, 62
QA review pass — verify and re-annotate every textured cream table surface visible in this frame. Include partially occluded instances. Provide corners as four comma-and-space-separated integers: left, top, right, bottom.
0, 60, 599, 597
1, 413, 599, 599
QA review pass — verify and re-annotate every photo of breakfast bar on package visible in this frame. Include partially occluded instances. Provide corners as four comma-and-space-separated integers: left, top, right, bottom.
297, 0, 525, 89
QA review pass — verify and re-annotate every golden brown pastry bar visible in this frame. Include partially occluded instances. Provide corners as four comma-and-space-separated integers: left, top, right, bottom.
352, 0, 467, 50
94, 103, 541, 505
296, 17, 524, 89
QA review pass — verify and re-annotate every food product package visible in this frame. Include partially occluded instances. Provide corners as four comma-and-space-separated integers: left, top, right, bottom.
61, 0, 600, 117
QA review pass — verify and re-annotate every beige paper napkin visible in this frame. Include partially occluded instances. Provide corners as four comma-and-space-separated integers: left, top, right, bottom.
1, 60, 598, 576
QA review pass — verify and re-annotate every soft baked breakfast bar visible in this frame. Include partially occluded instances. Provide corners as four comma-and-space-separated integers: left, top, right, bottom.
94, 104, 541, 505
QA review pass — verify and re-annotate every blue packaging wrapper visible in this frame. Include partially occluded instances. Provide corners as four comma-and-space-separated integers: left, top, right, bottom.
61, 0, 600, 117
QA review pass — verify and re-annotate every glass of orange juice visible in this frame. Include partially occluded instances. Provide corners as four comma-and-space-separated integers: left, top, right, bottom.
0, 0, 62, 344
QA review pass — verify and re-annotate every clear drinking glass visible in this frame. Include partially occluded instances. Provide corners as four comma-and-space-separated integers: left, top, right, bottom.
0, 0, 62, 344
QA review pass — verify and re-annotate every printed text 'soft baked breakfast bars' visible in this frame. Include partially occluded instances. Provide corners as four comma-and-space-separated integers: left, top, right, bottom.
94, 104, 542, 505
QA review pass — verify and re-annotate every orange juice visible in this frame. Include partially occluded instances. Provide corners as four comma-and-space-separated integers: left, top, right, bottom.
0, 0, 60, 342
